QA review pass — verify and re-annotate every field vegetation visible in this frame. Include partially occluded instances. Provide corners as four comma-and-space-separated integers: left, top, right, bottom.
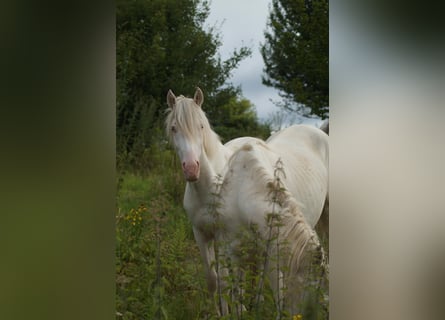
116, 147, 328, 319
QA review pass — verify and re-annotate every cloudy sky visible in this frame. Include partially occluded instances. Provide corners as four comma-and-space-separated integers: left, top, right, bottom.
206, 0, 323, 127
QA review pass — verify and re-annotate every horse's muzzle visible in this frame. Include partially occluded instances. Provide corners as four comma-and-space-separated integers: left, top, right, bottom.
183, 160, 200, 182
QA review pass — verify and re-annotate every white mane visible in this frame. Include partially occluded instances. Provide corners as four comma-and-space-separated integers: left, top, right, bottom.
165, 95, 221, 158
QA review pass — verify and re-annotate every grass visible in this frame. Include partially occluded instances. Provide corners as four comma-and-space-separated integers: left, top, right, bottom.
116, 150, 328, 319
116, 172, 209, 319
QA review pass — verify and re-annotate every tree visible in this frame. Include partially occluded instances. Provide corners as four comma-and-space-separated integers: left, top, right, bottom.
117, 0, 264, 165
208, 87, 270, 142
261, 0, 328, 118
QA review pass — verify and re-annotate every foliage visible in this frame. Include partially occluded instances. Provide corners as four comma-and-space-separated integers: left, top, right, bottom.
209, 87, 270, 143
117, 0, 267, 169
261, 0, 328, 118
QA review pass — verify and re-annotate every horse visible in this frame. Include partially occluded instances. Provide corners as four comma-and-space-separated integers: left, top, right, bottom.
165, 87, 328, 316
165, 87, 263, 315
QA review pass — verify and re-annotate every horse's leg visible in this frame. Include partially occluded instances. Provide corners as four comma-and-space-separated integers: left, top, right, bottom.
228, 262, 246, 316
218, 262, 229, 315
266, 263, 285, 319
193, 227, 228, 315
254, 242, 285, 318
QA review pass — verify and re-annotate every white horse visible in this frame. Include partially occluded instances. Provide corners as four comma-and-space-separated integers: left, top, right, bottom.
165, 88, 263, 315
166, 87, 328, 316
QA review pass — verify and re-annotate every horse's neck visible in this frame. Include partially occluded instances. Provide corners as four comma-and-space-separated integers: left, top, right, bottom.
186, 141, 230, 202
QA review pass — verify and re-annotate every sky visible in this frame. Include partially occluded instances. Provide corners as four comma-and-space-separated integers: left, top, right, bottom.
206, 0, 323, 127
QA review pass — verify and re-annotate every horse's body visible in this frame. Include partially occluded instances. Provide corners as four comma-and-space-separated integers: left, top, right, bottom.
165, 88, 328, 316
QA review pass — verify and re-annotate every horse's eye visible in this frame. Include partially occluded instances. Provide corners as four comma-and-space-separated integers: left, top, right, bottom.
200, 124, 204, 129
171, 126, 176, 133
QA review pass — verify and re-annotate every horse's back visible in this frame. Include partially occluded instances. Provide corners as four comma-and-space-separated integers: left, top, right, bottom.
266, 125, 328, 227
222, 125, 328, 228
267, 125, 328, 163
224, 136, 265, 153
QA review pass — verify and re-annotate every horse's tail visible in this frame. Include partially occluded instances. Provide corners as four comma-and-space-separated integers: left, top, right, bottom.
279, 196, 325, 276
319, 119, 329, 135
269, 190, 328, 314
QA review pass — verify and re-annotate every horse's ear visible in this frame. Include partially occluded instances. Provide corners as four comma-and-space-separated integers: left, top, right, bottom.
167, 90, 176, 108
193, 87, 204, 107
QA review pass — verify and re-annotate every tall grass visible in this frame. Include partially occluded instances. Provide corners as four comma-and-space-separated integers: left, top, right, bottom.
116, 149, 328, 319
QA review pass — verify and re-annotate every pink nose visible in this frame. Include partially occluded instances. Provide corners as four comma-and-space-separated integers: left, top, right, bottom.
182, 160, 200, 181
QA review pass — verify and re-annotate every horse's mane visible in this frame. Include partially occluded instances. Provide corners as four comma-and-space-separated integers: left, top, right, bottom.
227, 142, 323, 275
165, 95, 221, 158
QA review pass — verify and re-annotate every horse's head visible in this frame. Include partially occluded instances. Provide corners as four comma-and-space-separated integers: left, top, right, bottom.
166, 87, 208, 182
